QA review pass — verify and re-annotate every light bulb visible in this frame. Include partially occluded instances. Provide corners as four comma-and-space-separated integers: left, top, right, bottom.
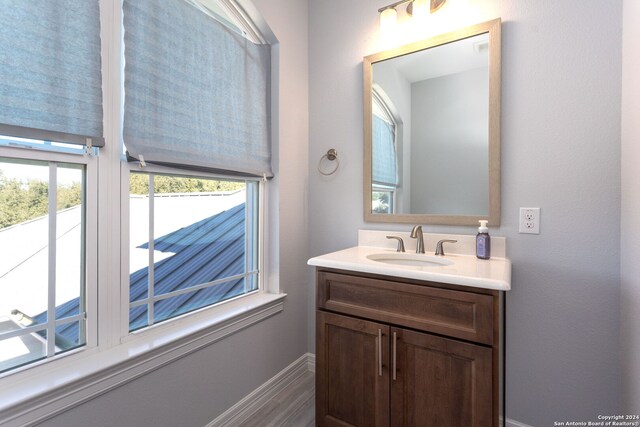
380, 7, 397, 34
411, 0, 429, 20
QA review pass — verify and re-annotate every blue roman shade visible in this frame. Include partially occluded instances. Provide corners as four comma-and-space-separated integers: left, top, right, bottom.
372, 114, 397, 187
0, 0, 104, 147
123, 0, 272, 177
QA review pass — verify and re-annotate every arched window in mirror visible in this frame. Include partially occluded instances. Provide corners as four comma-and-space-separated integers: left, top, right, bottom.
372, 85, 401, 214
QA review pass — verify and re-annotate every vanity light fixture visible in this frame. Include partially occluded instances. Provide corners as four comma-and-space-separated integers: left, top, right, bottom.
378, 0, 447, 28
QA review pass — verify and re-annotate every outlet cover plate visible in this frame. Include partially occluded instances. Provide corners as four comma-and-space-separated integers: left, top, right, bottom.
519, 207, 540, 234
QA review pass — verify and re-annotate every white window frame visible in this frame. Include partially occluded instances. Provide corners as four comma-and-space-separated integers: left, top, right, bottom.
0, 0, 283, 423
0, 145, 99, 373
119, 162, 268, 341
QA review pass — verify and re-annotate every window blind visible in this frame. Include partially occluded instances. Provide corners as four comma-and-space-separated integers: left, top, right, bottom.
123, 0, 271, 177
372, 115, 397, 187
0, 0, 104, 147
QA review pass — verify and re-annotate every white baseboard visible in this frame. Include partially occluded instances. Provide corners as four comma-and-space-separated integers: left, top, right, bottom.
506, 418, 534, 427
307, 353, 316, 373
207, 352, 314, 427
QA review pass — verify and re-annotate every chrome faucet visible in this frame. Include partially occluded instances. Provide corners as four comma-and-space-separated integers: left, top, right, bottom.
410, 225, 425, 254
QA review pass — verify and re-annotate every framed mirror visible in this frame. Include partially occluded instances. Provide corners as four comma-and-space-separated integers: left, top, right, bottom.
363, 19, 501, 225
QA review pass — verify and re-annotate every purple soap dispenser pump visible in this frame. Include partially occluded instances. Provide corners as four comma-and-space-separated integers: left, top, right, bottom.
476, 220, 491, 260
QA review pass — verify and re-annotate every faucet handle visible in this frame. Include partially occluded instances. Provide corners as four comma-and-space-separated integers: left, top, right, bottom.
435, 239, 457, 256
386, 236, 406, 253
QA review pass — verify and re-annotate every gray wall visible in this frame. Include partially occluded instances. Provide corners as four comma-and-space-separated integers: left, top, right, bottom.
621, 0, 640, 413
42, 0, 310, 425
410, 67, 489, 215
308, 1, 621, 425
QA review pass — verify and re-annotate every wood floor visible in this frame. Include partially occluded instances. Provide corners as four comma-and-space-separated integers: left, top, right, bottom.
237, 371, 315, 427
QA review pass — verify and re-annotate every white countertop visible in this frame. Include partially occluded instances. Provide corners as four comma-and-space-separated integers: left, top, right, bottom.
308, 245, 511, 291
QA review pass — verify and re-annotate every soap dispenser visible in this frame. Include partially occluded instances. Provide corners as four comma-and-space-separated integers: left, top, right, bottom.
476, 220, 491, 260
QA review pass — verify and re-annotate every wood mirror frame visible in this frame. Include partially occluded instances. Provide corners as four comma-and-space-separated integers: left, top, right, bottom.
363, 19, 501, 226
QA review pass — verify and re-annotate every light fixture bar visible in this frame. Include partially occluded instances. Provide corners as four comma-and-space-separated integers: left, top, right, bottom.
377, 0, 447, 14
378, 0, 412, 14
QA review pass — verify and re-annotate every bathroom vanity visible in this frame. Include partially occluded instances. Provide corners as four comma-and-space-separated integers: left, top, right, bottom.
316, 17, 508, 425
308, 232, 510, 426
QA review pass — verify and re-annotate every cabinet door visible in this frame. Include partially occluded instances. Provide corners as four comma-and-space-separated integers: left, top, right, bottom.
390, 328, 493, 427
316, 311, 390, 427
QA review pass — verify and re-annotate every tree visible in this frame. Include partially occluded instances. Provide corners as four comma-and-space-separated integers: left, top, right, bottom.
0, 178, 47, 228
129, 173, 245, 195
0, 171, 82, 229
57, 183, 82, 210
0, 171, 245, 230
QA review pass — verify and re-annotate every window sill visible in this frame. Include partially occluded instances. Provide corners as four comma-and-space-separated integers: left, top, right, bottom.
0, 292, 286, 427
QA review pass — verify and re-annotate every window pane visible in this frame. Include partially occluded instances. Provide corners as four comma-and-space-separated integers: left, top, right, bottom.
129, 173, 259, 330
152, 175, 246, 296
129, 306, 148, 332
372, 190, 393, 214
153, 276, 255, 324
55, 320, 85, 350
55, 164, 84, 318
129, 173, 149, 302
0, 157, 86, 372
0, 329, 46, 374
0, 159, 50, 323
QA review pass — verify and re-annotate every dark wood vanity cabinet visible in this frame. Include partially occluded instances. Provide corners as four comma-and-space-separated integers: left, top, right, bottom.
316, 311, 390, 427
315, 269, 504, 427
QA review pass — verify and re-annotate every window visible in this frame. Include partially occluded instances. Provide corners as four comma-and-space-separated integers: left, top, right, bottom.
0, 0, 276, 393
0, 152, 94, 374
372, 88, 399, 214
0, 0, 101, 376
121, 0, 272, 333
372, 187, 395, 214
128, 172, 260, 330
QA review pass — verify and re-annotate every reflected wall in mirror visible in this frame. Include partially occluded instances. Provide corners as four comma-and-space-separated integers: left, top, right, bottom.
364, 19, 501, 226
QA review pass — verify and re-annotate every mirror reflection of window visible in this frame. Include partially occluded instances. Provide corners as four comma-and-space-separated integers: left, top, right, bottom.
372, 86, 400, 214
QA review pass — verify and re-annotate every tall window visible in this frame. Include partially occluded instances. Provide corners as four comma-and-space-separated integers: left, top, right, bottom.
122, 0, 271, 329
0, 0, 101, 374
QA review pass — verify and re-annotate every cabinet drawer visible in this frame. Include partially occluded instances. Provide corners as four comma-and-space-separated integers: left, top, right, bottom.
317, 270, 494, 345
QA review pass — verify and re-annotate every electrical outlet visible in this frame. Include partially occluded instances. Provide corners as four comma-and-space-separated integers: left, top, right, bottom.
519, 207, 540, 234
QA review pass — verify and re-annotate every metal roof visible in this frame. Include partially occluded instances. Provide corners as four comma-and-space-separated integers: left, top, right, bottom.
34, 202, 248, 345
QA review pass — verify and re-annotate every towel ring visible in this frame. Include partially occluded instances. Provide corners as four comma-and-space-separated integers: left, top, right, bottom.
318, 148, 339, 176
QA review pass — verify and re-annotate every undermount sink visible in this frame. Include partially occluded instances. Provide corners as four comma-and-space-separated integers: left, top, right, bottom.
366, 252, 454, 268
